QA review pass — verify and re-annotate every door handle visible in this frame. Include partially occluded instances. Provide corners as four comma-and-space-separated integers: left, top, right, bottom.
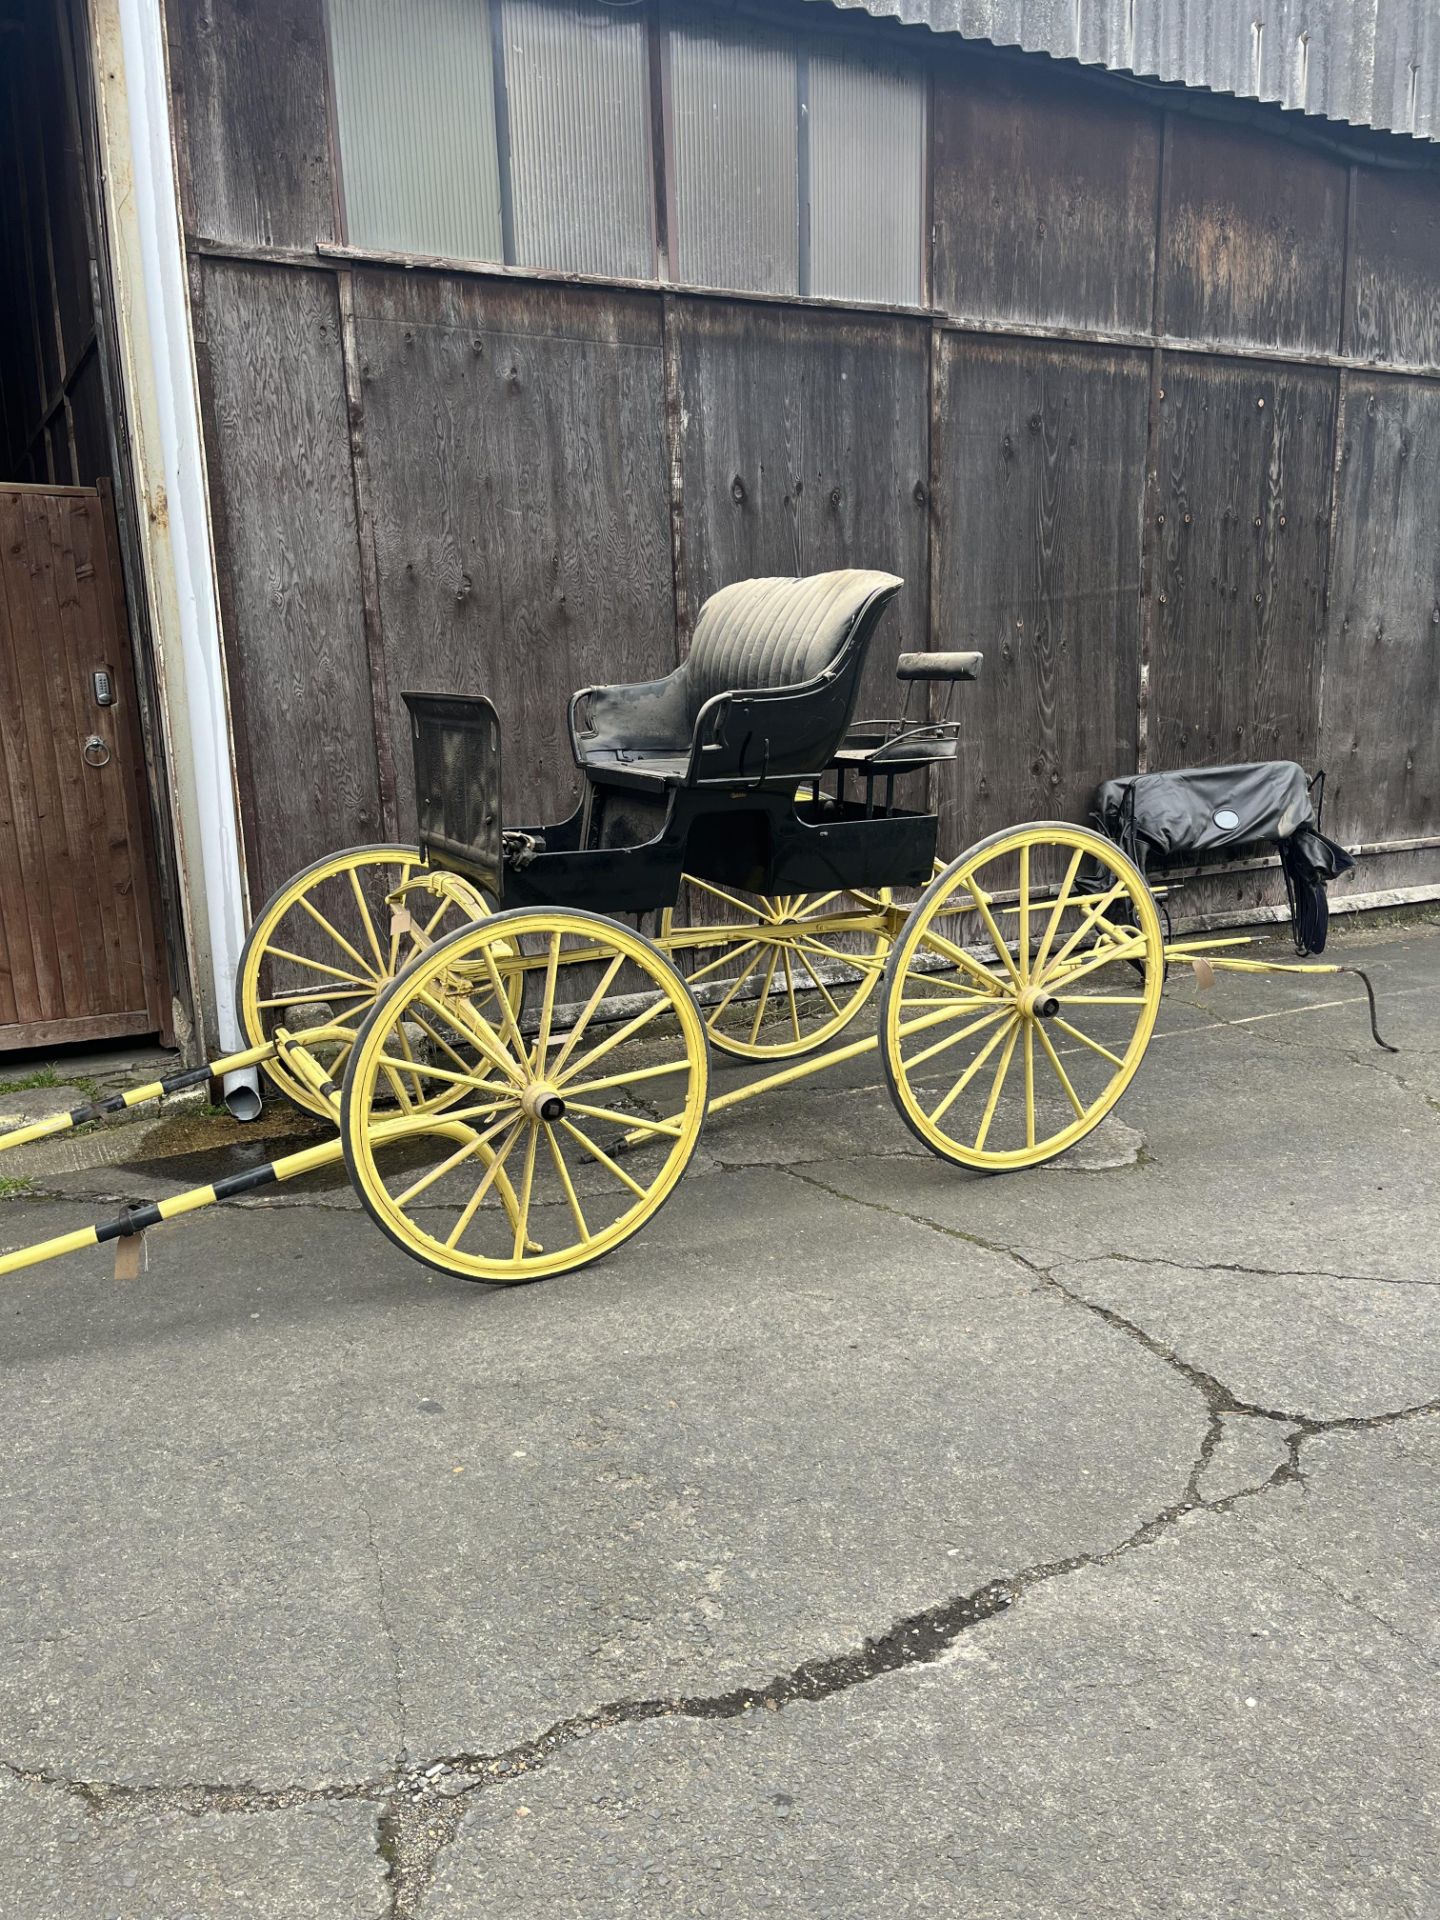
83, 735, 112, 768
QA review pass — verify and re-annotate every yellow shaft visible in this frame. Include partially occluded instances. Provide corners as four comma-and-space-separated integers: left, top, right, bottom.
0, 1139, 345, 1279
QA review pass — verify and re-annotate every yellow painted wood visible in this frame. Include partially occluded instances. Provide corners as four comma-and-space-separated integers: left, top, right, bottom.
879, 823, 1165, 1171
659, 883, 892, 1061
342, 907, 709, 1283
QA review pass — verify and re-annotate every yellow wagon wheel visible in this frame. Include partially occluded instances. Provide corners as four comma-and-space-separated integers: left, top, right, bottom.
341, 908, 710, 1283
880, 823, 1163, 1170
659, 880, 892, 1060
235, 844, 501, 1115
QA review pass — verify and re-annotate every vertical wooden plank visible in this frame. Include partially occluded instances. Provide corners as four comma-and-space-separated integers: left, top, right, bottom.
0, 491, 82, 1018
96, 479, 174, 1038
192, 258, 383, 900
1320, 375, 1440, 842
671, 299, 930, 721
336, 267, 399, 836
0, 536, 29, 1026
352, 272, 674, 831
931, 335, 1150, 854
1150, 357, 1338, 770
931, 57, 1160, 334
1159, 118, 1347, 356
34, 492, 117, 1017
1344, 169, 1440, 372
169, 0, 336, 249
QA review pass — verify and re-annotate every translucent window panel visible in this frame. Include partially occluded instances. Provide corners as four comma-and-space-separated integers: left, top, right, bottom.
809, 50, 925, 306
668, 26, 799, 295
329, 0, 503, 262
499, 0, 655, 279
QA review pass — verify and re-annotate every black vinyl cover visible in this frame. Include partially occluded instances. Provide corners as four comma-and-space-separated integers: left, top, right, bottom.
1093, 760, 1352, 880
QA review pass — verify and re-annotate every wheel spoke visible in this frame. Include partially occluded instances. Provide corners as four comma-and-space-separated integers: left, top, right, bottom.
1041, 881, 1128, 977
1034, 1021, 1086, 1119
1053, 993, 1147, 1006
376, 1048, 515, 1092
1033, 848, 1083, 975
780, 946, 802, 1042
688, 876, 773, 922
800, 962, 844, 1020
1046, 937, 1146, 992
558, 1117, 648, 1200
794, 935, 884, 976
1024, 1023, 1036, 1149
257, 986, 375, 1010
406, 1007, 490, 1079
509, 1125, 540, 1260
1052, 1016, 1125, 1069
902, 1003, 1011, 1073
562, 1057, 693, 1100
392, 1114, 517, 1208
1017, 845, 1031, 985
566, 1101, 684, 1139
264, 944, 375, 990
556, 995, 672, 1088
684, 938, 762, 985
531, 930, 562, 1069
793, 891, 842, 919
962, 877, 1023, 988
295, 895, 379, 981
480, 944, 529, 1061
914, 926, 1010, 994
748, 946, 783, 1045
547, 955, 625, 1077
544, 1125, 591, 1243
386, 866, 418, 974
709, 943, 770, 1020
416, 988, 525, 1085
973, 1021, 1020, 1153
348, 868, 388, 974
443, 1123, 523, 1249
929, 1017, 1015, 1125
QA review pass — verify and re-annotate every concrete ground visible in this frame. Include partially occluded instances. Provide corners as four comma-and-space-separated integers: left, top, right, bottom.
0, 915, 1436, 1919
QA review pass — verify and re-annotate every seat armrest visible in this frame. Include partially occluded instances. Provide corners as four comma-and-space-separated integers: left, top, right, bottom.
569, 668, 692, 766
896, 651, 982, 681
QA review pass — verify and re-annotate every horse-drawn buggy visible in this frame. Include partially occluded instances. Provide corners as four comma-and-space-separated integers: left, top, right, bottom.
0, 569, 1383, 1284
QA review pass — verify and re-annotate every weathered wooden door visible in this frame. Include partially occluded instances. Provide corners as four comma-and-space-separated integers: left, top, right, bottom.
0, 483, 170, 1047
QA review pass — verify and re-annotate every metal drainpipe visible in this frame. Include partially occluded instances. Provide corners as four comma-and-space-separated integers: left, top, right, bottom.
100, 0, 253, 1084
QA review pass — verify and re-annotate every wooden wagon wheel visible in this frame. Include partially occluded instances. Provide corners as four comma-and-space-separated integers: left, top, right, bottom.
659, 880, 892, 1060
340, 908, 709, 1283
235, 844, 505, 1115
879, 823, 1164, 1170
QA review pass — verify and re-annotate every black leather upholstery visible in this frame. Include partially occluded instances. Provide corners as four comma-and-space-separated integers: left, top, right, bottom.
685, 571, 900, 714
570, 569, 904, 789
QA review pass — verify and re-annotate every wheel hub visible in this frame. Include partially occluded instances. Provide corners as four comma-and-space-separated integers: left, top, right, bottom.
1017, 983, 1060, 1020
520, 1081, 566, 1123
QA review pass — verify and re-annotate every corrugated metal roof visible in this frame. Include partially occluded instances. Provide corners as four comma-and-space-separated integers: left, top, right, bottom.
802, 0, 1440, 146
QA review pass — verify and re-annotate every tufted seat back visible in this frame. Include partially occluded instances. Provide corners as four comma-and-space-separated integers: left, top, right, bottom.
684, 569, 903, 720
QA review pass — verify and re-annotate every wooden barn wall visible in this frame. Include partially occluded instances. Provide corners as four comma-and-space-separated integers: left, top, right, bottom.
1148, 357, 1337, 773
349, 272, 675, 834
1321, 375, 1440, 845
668, 301, 931, 721
168, 12, 1440, 908
190, 258, 383, 894
931, 337, 1149, 850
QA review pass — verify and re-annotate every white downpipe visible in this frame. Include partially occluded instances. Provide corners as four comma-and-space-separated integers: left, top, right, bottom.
102, 0, 249, 1052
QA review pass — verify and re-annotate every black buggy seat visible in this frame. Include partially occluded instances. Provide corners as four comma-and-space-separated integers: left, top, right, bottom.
569, 568, 904, 792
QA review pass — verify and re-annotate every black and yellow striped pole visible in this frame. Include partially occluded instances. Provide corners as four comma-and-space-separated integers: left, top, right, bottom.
0, 1032, 356, 1279
0, 1040, 283, 1156
0, 1139, 348, 1278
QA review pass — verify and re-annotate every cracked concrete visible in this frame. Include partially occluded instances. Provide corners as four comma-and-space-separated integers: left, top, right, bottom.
0, 917, 1436, 1917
